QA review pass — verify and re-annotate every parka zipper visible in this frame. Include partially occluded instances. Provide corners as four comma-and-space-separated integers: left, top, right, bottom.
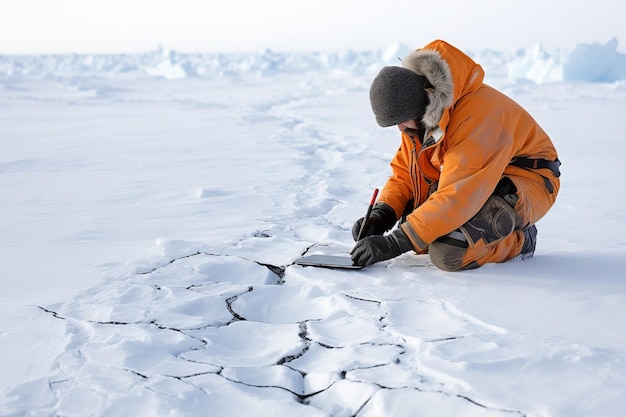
408, 133, 438, 210
408, 135, 421, 210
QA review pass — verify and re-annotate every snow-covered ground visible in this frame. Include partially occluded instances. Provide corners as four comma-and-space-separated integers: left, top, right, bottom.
1, 39, 625, 417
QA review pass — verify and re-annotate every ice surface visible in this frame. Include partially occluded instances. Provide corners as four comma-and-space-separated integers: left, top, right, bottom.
1, 40, 626, 416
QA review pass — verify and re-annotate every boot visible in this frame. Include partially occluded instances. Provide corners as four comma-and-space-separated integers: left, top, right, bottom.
520, 225, 537, 259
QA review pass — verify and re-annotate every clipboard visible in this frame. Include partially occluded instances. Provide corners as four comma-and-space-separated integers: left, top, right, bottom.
294, 254, 363, 270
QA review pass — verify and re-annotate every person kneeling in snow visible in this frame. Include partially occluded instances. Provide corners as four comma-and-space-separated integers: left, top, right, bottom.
351, 40, 561, 271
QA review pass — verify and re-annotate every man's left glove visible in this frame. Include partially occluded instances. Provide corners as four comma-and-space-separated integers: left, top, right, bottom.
350, 228, 413, 266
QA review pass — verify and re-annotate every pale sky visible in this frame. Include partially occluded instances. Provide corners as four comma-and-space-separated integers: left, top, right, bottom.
1, 0, 624, 54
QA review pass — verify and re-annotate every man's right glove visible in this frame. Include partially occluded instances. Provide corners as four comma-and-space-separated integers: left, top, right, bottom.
351, 202, 397, 241
350, 228, 413, 266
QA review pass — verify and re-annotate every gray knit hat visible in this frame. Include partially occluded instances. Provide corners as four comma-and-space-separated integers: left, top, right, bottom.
369, 66, 428, 127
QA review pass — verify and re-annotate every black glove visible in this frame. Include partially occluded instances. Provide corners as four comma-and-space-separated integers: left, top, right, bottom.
350, 229, 413, 266
351, 203, 397, 241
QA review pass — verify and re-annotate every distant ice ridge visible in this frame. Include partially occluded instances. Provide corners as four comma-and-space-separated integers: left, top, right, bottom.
506, 37, 626, 83
1, 38, 625, 83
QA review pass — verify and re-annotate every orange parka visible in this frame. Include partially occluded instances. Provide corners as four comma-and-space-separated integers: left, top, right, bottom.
377, 40, 560, 252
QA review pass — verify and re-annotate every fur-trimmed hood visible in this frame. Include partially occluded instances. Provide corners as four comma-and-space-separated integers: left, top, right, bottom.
402, 40, 485, 132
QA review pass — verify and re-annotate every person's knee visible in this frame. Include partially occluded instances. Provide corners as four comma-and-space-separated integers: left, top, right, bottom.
429, 238, 473, 272
459, 195, 516, 246
430, 195, 517, 271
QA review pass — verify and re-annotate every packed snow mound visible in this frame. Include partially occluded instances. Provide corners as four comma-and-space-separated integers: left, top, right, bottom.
507, 37, 626, 83
563, 37, 626, 82
1, 38, 625, 83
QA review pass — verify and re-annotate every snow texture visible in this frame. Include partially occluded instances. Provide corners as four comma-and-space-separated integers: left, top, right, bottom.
1, 39, 626, 417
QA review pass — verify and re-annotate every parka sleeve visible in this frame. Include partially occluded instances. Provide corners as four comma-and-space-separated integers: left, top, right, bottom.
378, 135, 415, 219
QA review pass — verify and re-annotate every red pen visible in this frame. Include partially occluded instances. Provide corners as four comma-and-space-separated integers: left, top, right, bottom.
356, 188, 379, 240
